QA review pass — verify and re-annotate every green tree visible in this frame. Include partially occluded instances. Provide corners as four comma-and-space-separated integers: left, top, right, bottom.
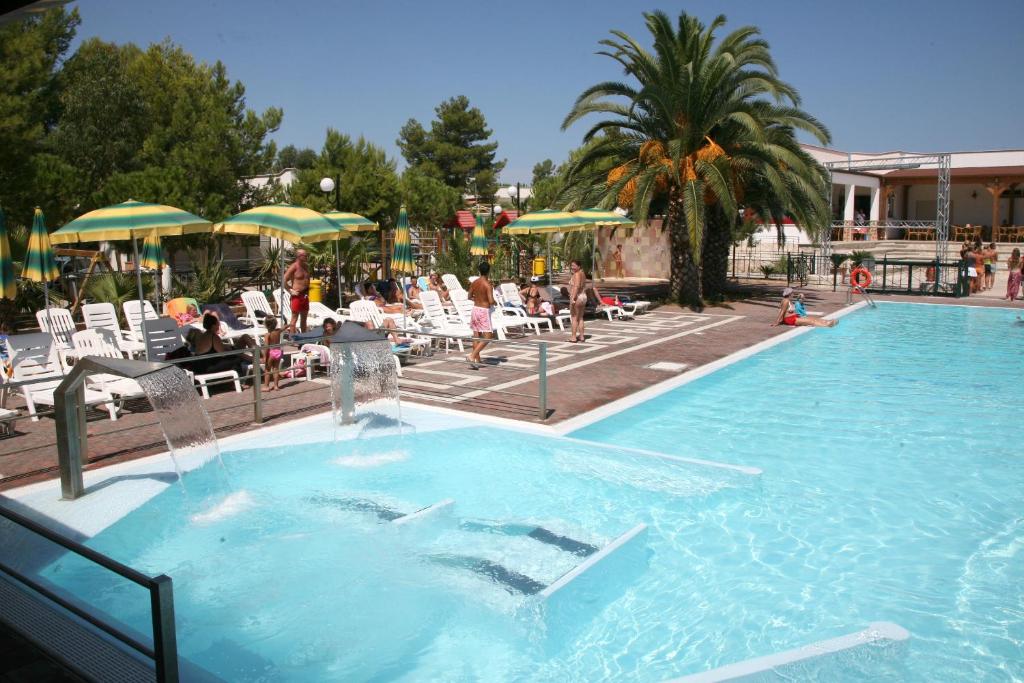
276, 144, 317, 170
0, 8, 80, 223
397, 95, 505, 195
531, 159, 555, 186
401, 169, 461, 229
287, 128, 401, 228
562, 11, 830, 308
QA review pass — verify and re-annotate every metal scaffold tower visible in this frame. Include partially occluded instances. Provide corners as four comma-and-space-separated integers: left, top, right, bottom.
823, 153, 952, 273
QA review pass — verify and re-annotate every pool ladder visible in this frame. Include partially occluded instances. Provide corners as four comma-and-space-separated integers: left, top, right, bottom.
847, 285, 876, 308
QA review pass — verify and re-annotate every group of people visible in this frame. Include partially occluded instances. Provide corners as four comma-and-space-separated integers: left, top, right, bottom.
960, 240, 1001, 294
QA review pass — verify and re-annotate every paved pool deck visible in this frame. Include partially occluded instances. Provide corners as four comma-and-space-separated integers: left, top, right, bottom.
1, 283, 1019, 493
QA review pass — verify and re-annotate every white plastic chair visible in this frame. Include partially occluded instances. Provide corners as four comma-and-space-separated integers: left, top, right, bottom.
450, 298, 524, 341
122, 300, 159, 342
497, 283, 554, 335
271, 289, 335, 328
419, 290, 471, 352
442, 273, 465, 297
35, 308, 78, 350
71, 330, 146, 401
82, 303, 145, 357
9, 332, 118, 422
241, 290, 283, 328
349, 301, 429, 357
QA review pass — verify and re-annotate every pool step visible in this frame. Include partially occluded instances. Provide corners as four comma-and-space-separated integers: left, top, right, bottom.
459, 519, 600, 557
307, 494, 405, 521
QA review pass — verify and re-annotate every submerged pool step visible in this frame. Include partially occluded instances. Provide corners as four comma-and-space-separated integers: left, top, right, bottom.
427, 554, 548, 595
307, 494, 405, 521
459, 520, 600, 558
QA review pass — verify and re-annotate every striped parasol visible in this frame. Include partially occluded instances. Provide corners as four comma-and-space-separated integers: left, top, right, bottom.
49, 200, 211, 244
23, 208, 59, 283
470, 214, 489, 256
572, 207, 635, 228
0, 208, 16, 300
324, 211, 378, 233
503, 209, 593, 235
391, 206, 415, 275
215, 204, 345, 244
139, 230, 166, 270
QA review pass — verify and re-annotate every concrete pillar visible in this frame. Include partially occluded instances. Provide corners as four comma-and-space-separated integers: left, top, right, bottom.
870, 187, 881, 222
843, 184, 856, 221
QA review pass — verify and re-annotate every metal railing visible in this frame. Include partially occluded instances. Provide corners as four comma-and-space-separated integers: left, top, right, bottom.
0, 504, 178, 682
782, 253, 968, 297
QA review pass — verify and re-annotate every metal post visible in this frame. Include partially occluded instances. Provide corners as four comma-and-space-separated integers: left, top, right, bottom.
537, 342, 548, 421
334, 239, 344, 309
882, 256, 888, 291
150, 575, 179, 683
131, 237, 151, 360
935, 153, 951, 280
56, 383, 87, 500
251, 349, 263, 425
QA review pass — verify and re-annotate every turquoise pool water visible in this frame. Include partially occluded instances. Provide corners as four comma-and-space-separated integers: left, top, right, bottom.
30, 302, 1024, 680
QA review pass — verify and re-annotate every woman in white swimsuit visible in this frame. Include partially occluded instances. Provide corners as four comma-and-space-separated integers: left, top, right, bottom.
568, 259, 588, 342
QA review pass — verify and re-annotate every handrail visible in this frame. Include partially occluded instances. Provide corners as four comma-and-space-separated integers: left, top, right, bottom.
0, 504, 179, 681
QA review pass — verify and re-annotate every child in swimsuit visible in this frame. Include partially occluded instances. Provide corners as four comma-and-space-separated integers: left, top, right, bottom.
263, 317, 283, 391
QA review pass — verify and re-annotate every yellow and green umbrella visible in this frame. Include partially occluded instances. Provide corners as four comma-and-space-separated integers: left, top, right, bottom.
24, 208, 60, 333
139, 230, 166, 270
49, 200, 211, 244
470, 214, 489, 257
503, 209, 592, 235
0, 208, 16, 300
324, 211, 378, 233
391, 206, 415, 276
572, 207, 634, 228
504, 209, 593, 279
214, 204, 344, 244
23, 208, 59, 284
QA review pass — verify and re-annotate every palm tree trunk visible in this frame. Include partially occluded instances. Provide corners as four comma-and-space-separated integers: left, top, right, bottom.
702, 203, 732, 302
666, 192, 703, 310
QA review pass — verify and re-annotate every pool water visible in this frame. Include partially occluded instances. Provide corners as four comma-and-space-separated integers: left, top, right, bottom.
38, 303, 1024, 680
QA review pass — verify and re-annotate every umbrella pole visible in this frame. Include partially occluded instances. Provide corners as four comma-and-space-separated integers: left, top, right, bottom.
335, 239, 344, 310
592, 229, 597, 281
131, 237, 151, 360
43, 280, 53, 339
547, 235, 552, 285
278, 243, 287, 328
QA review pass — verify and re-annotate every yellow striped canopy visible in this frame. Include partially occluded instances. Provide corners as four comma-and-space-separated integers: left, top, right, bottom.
572, 208, 635, 228
140, 231, 165, 270
391, 206, 415, 275
23, 208, 59, 283
0, 208, 16, 299
503, 209, 593, 235
50, 200, 211, 244
325, 211, 378, 233
215, 204, 345, 244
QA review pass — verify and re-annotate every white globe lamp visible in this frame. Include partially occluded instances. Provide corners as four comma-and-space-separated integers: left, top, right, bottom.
319, 177, 336, 193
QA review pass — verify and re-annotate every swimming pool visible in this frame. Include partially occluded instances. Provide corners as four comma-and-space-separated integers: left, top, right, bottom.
14, 302, 1024, 680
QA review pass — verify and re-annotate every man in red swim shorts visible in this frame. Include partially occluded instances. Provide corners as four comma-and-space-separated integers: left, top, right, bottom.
284, 249, 310, 333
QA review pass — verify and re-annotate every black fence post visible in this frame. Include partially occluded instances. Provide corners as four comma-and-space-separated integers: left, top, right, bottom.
786, 252, 793, 285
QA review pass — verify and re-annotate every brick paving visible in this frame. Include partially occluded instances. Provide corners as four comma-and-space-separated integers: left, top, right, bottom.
1, 282, 1018, 493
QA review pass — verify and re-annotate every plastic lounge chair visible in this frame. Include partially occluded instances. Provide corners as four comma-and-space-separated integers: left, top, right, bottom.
450, 298, 526, 341
35, 308, 78, 350
82, 303, 145, 358
349, 301, 429, 354
71, 330, 146, 401
417, 276, 430, 292
241, 290, 284, 328
419, 290, 471, 352
122, 300, 159, 342
587, 289, 632, 320
9, 332, 118, 422
143, 317, 242, 400
201, 303, 268, 343
442, 273, 465, 297
498, 283, 555, 334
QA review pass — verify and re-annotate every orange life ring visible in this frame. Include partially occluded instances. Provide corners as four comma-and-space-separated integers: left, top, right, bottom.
851, 267, 872, 289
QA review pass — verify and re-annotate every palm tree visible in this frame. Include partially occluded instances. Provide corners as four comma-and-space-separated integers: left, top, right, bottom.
562, 10, 831, 308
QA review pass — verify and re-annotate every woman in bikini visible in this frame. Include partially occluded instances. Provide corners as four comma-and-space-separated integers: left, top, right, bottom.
262, 317, 283, 390
1005, 248, 1021, 301
520, 280, 542, 315
568, 259, 588, 342
772, 288, 835, 328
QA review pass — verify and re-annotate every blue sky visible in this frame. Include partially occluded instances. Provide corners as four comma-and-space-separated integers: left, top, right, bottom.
70, 0, 1024, 184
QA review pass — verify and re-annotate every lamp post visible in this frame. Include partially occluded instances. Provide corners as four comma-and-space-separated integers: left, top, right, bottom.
320, 174, 345, 307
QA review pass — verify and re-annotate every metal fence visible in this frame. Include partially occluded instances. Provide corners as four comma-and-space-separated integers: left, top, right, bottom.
782, 253, 967, 297
0, 504, 178, 682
